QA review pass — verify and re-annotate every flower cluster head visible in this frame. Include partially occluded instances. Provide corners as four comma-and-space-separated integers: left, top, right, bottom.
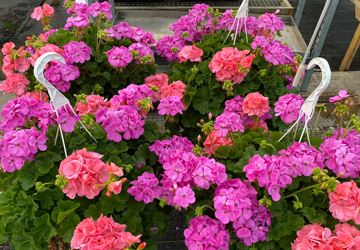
329, 180, 360, 224
292, 223, 360, 249
128, 172, 162, 204
144, 73, 169, 102
149, 135, 194, 164
96, 105, 145, 142
209, 47, 255, 84
56, 104, 80, 133
193, 156, 227, 189
106, 46, 133, 69
0, 127, 48, 172
111, 84, 153, 117
0, 96, 55, 133
257, 12, 284, 33
279, 141, 324, 177
320, 129, 360, 178
88, 1, 112, 19
128, 43, 154, 64
233, 204, 272, 246
184, 216, 230, 250
104, 22, 133, 40
76, 95, 110, 116
71, 214, 141, 250
1, 43, 31, 77
59, 148, 124, 199
252, 38, 294, 66
44, 61, 80, 92
203, 130, 233, 156
158, 95, 185, 117
155, 35, 187, 62
62, 41, 92, 64
242, 92, 270, 117
0, 72, 30, 96
329, 90, 350, 103
65, 14, 90, 29
274, 93, 304, 124
214, 111, 244, 138
30, 4, 54, 25
179, 45, 203, 63
243, 154, 292, 201
31, 44, 64, 66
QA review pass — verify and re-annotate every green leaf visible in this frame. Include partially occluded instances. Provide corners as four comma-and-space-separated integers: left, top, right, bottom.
58, 213, 80, 243
84, 203, 102, 220
216, 145, 231, 159
146, 210, 170, 236
31, 214, 57, 242
56, 200, 80, 224
10, 229, 35, 250
143, 131, 155, 142
17, 171, 36, 190
33, 187, 64, 210
192, 86, 210, 114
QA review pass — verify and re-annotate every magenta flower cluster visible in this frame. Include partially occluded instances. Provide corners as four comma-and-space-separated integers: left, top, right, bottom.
320, 129, 360, 178
213, 179, 272, 245
214, 112, 244, 137
44, 62, 80, 92
257, 12, 285, 33
105, 23, 155, 46
62, 41, 92, 64
0, 96, 55, 133
106, 46, 133, 68
0, 127, 48, 172
96, 105, 145, 143
274, 93, 304, 124
128, 43, 154, 64
155, 35, 187, 62
56, 104, 80, 133
128, 172, 162, 204
184, 216, 230, 250
157, 95, 185, 116
88, 1, 112, 19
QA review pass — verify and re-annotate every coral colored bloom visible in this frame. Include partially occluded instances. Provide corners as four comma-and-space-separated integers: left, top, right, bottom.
240, 54, 255, 68
76, 95, 110, 116
204, 130, 233, 156
42, 4, 54, 17
179, 45, 203, 63
1, 42, 15, 55
242, 92, 270, 117
31, 7, 43, 21
144, 73, 169, 102
160, 80, 187, 99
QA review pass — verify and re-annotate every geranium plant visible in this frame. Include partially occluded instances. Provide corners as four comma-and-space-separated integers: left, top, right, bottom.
0, 0, 157, 100
154, 4, 302, 138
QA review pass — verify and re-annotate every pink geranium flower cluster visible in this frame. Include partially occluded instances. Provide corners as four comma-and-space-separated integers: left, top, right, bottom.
62, 41, 92, 64
44, 61, 80, 92
203, 130, 233, 156
128, 43, 154, 64
1, 43, 31, 76
106, 46, 133, 69
329, 90, 350, 103
214, 179, 272, 245
209, 47, 255, 84
88, 1, 112, 19
158, 95, 185, 117
329, 180, 360, 224
105, 23, 155, 46
155, 35, 187, 62
96, 105, 145, 143
242, 92, 270, 117
214, 111, 244, 138
274, 93, 304, 124
0, 127, 48, 172
292, 223, 360, 250
279, 141, 324, 177
320, 129, 360, 178
184, 216, 230, 250
59, 148, 124, 199
56, 104, 80, 133
233, 205, 272, 246
128, 172, 162, 204
111, 84, 153, 117
0, 96, 55, 133
0, 72, 30, 96
31, 44, 64, 67
149, 135, 194, 164
71, 214, 141, 250
144, 73, 187, 102
30, 3, 54, 25
178, 45, 203, 63
76, 95, 110, 116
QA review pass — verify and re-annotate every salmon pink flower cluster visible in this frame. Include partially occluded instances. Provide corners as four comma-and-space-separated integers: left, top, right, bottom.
178, 45, 203, 63
30, 3, 54, 25
144, 74, 186, 102
242, 92, 270, 117
44, 62, 80, 92
1, 43, 31, 75
274, 93, 304, 124
209, 47, 255, 84
329, 181, 360, 224
128, 172, 162, 204
0, 72, 30, 96
292, 223, 360, 250
0, 127, 48, 172
71, 214, 141, 250
203, 130, 233, 156
184, 216, 230, 250
96, 105, 145, 143
214, 179, 272, 245
76, 95, 110, 116
59, 148, 124, 199
320, 129, 360, 178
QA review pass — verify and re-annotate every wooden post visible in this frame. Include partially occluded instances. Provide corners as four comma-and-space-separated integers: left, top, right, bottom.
339, 1, 360, 71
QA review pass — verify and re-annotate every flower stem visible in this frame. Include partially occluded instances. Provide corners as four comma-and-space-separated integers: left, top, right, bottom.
208, 133, 217, 158
230, 136, 239, 156
128, 64, 141, 76
342, 125, 355, 139
283, 183, 321, 199
337, 115, 343, 140
311, 109, 322, 137
94, 122, 107, 136
202, 204, 216, 212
